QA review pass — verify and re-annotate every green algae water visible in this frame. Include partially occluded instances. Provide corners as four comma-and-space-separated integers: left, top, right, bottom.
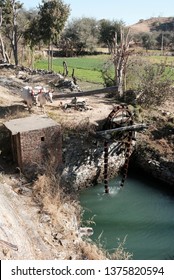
79, 172, 174, 260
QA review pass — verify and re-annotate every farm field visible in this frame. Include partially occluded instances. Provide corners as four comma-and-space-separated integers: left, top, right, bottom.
34, 53, 174, 86
35, 54, 110, 84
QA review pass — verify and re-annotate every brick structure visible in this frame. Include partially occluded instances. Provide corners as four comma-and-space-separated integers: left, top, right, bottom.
4, 115, 62, 175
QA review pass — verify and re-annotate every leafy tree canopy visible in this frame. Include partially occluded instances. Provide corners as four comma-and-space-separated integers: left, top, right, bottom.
98, 19, 125, 48
63, 17, 99, 53
38, 0, 70, 44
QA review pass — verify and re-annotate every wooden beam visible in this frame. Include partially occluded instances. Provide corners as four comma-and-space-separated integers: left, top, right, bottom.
53, 86, 118, 99
96, 124, 147, 139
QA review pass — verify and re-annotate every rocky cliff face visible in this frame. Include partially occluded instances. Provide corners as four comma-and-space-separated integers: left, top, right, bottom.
61, 129, 136, 190
61, 132, 124, 190
133, 142, 174, 187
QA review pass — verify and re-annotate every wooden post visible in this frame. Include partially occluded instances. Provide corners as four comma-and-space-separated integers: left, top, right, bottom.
96, 124, 147, 140
63, 61, 68, 77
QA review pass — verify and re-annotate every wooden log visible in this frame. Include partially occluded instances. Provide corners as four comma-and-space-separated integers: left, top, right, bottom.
53, 86, 118, 99
96, 124, 147, 139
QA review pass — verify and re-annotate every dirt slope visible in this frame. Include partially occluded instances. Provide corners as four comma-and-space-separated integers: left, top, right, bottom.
129, 16, 174, 33
0, 182, 53, 259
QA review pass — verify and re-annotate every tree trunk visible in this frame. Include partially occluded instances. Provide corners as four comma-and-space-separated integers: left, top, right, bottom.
112, 28, 131, 98
13, 24, 18, 65
0, 8, 10, 63
11, 2, 18, 66
48, 43, 51, 71
116, 61, 124, 97
31, 48, 34, 70
0, 34, 10, 63
50, 43, 53, 71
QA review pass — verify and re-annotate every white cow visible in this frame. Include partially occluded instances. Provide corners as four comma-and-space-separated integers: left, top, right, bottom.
21, 85, 53, 113
33, 86, 54, 113
21, 86, 34, 112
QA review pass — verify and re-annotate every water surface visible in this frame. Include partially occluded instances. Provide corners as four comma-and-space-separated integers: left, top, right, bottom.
80, 173, 174, 260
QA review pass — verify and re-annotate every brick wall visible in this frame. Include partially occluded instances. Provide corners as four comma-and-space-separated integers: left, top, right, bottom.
19, 125, 62, 175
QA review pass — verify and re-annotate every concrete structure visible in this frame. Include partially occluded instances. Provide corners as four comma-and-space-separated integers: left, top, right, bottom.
4, 115, 62, 176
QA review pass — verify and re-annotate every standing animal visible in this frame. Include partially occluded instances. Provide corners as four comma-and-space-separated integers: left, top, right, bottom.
21, 86, 34, 112
33, 86, 54, 113
21, 85, 53, 113
43, 89, 53, 103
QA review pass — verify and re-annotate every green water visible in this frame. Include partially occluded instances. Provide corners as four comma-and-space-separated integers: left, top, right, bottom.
79, 173, 174, 260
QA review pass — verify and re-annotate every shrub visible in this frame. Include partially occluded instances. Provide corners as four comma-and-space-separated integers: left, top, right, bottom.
136, 62, 174, 107
101, 59, 115, 87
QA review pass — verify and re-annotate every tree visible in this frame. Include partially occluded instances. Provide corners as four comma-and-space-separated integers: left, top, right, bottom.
62, 17, 99, 55
23, 13, 41, 68
102, 28, 133, 98
0, 0, 23, 65
140, 32, 157, 51
113, 29, 133, 97
38, 0, 70, 70
24, 0, 70, 69
98, 19, 125, 53
156, 31, 173, 52
0, 7, 10, 62
23, 8, 40, 49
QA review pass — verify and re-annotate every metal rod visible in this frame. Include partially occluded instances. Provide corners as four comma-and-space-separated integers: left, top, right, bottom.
104, 140, 109, 193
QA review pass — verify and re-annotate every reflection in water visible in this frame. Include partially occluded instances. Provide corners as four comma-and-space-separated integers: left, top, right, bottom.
80, 174, 174, 260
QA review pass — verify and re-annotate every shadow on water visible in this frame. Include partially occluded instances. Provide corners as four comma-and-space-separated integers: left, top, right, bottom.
128, 165, 174, 198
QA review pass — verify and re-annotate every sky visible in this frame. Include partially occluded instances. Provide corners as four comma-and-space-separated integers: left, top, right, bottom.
21, 0, 174, 25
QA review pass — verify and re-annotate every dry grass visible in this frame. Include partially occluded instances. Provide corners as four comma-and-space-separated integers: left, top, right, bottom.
79, 240, 107, 260
109, 236, 133, 260
32, 173, 80, 226
78, 236, 132, 260
31, 171, 132, 260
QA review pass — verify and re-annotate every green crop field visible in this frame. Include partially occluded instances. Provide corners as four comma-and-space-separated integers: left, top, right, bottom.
35, 55, 110, 84
34, 53, 174, 85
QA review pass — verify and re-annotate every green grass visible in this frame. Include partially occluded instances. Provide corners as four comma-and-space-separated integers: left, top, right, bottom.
34, 53, 174, 85
35, 55, 110, 84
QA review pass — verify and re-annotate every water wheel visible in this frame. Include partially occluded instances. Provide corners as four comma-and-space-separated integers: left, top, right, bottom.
102, 104, 134, 193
